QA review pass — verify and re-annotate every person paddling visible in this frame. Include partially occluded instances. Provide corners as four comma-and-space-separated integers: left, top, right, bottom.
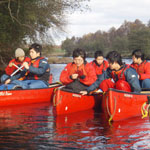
1, 48, 30, 83
80, 51, 141, 95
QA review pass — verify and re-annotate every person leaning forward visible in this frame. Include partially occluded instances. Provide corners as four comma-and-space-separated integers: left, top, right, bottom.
80, 51, 141, 95
60, 48, 97, 93
5, 43, 50, 89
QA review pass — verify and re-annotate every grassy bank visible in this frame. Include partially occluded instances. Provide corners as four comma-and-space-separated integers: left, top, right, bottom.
44, 46, 73, 64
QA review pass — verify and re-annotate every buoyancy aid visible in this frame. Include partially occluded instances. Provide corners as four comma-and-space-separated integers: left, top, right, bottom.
130, 63, 138, 71
5, 57, 30, 75
137, 60, 147, 74
69, 62, 87, 77
19, 57, 50, 82
100, 65, 131, 92
111, 64, 129, 82
92, 60, 108, 76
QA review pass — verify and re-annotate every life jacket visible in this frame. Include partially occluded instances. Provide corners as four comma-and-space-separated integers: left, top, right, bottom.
69, 62, 87, 77
5, 57, 30, 75
130, 63, 138, 71
100, 65, 131, 92
111, 64, 129, 82
137, 60, 147, 74
19, 57, 50, 82
92, 60, 108, 76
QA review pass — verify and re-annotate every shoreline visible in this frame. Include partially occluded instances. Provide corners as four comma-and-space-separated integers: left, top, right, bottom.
47, 56, 73, 64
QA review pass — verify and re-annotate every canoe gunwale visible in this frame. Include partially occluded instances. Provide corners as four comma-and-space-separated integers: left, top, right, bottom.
108, 88, 150, 95
0, 82, 62, 92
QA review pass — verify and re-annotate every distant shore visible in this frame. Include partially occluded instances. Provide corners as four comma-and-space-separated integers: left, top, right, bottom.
47, 56, 72, 64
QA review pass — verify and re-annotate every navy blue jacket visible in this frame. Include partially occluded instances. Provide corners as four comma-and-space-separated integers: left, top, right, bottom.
87, 66, 141, 93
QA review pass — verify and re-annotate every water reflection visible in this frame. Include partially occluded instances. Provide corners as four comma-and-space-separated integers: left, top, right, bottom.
0, 103, 53, 149
104, 116, 150, 149
0, 102, 150, 149
0, 60, 150, 149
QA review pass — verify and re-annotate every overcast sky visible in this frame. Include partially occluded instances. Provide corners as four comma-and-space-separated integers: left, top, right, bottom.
55, 0, 150, 45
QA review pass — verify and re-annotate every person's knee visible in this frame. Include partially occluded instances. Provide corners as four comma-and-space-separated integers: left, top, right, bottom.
1, 74, 9, 83
29, 81, 47, 89
11, 80, 29, 89
142, 79, 150, 88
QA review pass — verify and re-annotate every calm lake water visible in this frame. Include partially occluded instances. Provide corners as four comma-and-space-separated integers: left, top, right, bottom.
0, 58, 150, 149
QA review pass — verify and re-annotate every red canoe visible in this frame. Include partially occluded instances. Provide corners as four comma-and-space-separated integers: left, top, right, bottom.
101, 88, 150, 121
53, 86, 102, 115
0, 83, 61, 106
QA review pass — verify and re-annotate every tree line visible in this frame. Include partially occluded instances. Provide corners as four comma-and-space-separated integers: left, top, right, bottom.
0, 0, 89, 65
62, 19, 150, 59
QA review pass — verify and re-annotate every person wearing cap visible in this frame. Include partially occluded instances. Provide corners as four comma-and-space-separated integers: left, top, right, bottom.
5, 48, 30, 75
5, 43, 50, 89
0, 48, 30, 83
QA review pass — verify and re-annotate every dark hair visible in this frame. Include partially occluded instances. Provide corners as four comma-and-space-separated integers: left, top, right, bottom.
94, 50, 103, 59
132, 49, 145, 61
106, 51, 123, 66
72, 48, 86, 60
29, 43, 42, 55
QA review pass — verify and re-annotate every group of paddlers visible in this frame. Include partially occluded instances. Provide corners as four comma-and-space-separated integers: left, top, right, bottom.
60, 49, 149, 94
0, 44, 149, 94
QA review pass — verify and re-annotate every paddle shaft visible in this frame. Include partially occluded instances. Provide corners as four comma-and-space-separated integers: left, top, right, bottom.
10, 65, 24, 77
13, 63, 23, 71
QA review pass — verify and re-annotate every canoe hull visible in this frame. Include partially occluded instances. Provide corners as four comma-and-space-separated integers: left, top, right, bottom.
101, 88, 150, 121
0, 83, 61, 106
53, 88, 102, 115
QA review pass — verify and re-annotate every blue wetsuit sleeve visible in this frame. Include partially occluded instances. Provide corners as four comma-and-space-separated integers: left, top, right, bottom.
87, 68, 112, 93
125, 68, 141, 93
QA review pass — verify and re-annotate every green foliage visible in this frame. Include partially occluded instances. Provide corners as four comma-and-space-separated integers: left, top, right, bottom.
0, 0, 89, 65
128, 28, 150, 57
62, 19, 150, 58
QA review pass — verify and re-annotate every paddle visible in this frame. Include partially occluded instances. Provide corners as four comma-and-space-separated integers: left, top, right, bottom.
10, 65, 24, 77
12, 63, 23, 71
